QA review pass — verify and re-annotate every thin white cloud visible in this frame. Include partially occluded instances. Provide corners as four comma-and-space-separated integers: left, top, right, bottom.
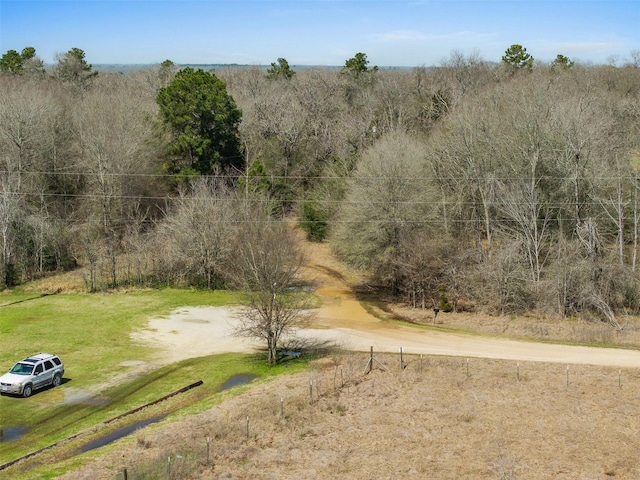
372, 29, 496, 44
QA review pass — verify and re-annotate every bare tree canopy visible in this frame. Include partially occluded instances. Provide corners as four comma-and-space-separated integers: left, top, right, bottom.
228, 215, 312, 365
0, 53, 639, 326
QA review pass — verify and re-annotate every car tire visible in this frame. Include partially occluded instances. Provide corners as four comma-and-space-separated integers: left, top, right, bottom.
52, 373, 62, 387
22, 384, 33, 398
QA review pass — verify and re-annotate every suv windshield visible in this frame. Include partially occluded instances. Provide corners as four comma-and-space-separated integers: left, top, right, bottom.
9, 363, 34, 375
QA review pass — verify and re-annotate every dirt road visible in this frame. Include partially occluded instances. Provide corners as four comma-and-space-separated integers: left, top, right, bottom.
133, 246, 640, 369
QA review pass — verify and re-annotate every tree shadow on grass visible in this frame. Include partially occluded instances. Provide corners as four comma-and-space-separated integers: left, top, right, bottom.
277, 337, 340, 363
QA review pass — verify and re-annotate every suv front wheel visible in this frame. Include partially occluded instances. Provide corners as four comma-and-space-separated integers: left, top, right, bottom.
22, 384, 33, 398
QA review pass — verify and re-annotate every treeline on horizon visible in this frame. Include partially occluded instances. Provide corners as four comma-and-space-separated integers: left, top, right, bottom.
1, 45, 640, 327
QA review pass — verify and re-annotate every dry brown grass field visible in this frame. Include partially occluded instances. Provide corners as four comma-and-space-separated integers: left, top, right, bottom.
58, 351, 640, 480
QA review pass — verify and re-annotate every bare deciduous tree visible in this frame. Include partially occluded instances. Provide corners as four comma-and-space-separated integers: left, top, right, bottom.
156, 177, 235, 289
333, 130, 435, 293
476, 240, 531, 315
0, 178, 19, 287
0, 79, 51, 193
228, 214, 311, 365
72, 77, 158, 287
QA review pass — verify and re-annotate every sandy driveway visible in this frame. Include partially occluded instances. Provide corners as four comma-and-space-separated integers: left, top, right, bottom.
131, 254, 640, 369
133, 305, 640, 368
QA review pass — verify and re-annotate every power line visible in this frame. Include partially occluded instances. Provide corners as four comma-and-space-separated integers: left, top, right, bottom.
3, 169, 640, 182
0, 189, 632, 209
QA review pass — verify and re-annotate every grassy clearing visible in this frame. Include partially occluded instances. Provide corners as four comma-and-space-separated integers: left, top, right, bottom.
0, 288, 306, 473
0, 289, 231, 387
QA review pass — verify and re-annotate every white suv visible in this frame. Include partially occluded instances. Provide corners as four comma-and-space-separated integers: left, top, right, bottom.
0, 353, 65, 397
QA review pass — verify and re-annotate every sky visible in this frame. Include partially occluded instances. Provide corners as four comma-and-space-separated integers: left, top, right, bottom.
0, 0, 638, 67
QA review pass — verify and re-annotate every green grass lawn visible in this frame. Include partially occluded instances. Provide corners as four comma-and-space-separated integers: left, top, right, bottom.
0, 289, 242, 384
0, 288, 308, 473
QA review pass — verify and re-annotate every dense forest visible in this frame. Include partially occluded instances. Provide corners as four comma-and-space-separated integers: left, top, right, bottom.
1, 46, 639, 326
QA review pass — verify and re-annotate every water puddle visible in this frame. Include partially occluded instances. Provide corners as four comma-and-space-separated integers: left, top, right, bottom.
78, 415, 166, 453
220, 374, 257, 390
0, 426, 29, 442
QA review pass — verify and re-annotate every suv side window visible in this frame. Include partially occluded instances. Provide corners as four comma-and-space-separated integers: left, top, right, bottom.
43, 360, 53, 370
52, 357, 61, 366
34, 364, 44, 375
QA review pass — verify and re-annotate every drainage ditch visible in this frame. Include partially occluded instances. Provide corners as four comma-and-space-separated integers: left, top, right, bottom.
75, 373, 257, 454
0, 373, 258, 472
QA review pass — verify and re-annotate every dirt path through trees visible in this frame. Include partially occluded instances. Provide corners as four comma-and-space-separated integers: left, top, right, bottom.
300, 255, 640, 367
